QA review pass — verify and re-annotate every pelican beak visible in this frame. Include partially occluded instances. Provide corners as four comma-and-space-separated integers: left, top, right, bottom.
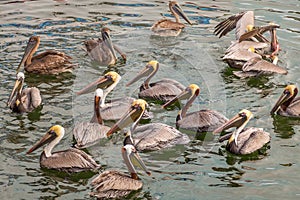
76, 75, 114, 95
122, 145, 151, 180
270, 28, 279, 55
102, 30, 117, 61
162, 88, 191, 108
106, 103, 145, 137
126, 64, 153, 87
27, 130, 57, 154
213, 113, 246, 135
270, 91, 291, 114
172, 3, 192, 25
17, 37, 38, 73
7, 76, 23, 107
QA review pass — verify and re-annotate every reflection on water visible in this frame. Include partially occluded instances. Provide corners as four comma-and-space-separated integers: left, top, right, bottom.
0, 0, 300, 199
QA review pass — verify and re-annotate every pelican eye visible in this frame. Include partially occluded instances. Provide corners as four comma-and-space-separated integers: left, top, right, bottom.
105, 75, 112, 80
239, 112, 247, 118
48, 130, 57, 136
284, 90, 290, 95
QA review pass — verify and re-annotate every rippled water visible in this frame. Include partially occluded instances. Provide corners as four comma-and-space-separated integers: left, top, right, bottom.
1, 0, 300, 199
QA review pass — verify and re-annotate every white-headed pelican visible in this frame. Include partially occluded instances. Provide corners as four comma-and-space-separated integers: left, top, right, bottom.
27, 125, 100, 172
270, 85, 300, 117
16, 36, 74, 74
213, 109, 270, 155
73, 89, 110, 149
126, 60, 185, 103
7, 72, 42, 113
162, 84, 228, 133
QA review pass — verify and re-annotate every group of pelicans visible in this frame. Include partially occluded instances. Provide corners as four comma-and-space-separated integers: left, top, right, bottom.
6, 1, 300, 199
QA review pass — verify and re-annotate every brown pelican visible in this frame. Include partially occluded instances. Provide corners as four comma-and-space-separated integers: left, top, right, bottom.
27, 125, 100, 172
16, 36, 74, 74
7, 72, 42, 113
126, 60, 185, 103
90, 131, 151, 199
76, 71, 150, 121
151, 1, 192, 36
213, 109, 271, 155
270, 85, 300, 117
162, 84, 228, 133
106, 99, 190, 151
233, 55, 288, 78
73, 89, 111, 149
84, 27, 126, 66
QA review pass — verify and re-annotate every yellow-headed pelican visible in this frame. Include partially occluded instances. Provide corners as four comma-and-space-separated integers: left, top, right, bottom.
151, 1, 192, 36
27, 125, 100, 172
73, 89, 111, 149
7, 72, 42, 113
213, 109, 270, 155
126, 60, 185, 103
270, 85, 300, 117
90, 131, 151, 199
162, 84, 228, 133
76, 71, 150, 121
106, 99, 190, 151
84, 27, 126, 66
16, 36, 74, 74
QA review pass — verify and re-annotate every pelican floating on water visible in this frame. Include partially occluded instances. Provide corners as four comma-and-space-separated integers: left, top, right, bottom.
151, 1, 192, 36
126, 60, 185, 103
77, 71, 150, 121
213, 109, 270, 155
233, 55, 288, 78
270, 85, 300, 117
27, 125, 100, 172
84, 27, 126, 66
107, 99, 190, 151
90, 132, 151, 199
7, 72, 42, 113
162, 84, 228, 133
73, 89, 110, 149
16, 36, 74, 74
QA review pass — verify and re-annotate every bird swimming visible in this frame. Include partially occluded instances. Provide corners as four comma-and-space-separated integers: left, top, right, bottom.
162, 84, 228, 133
73, 89, 110, 149
126, 60, 185, 103
27, 125, 100, 172
84, 27, 126, 66
16, 36, 74, 74
213, 109, 271, 155
151, 1, 192, 36
7, 72, 42, 113
76, 71, 150, 121
90, 131, 151, 199
106, 99, 190, 151
270, 85, 300, 117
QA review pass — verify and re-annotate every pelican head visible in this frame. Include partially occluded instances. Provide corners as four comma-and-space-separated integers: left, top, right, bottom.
106, 99, 148, 137
162, 84, 200, 108
17, 36, 40, 73
27, 125, 65, 157
7, 72, 25, 107
169, 1, 192, 25
213, 109, 253, 145
101, 27, 117, 61
271, 85, 298, 114
122, 140, 151, 180
126, 60, 159, 89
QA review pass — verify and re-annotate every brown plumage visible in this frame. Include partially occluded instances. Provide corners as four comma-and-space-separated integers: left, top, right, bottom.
7, 72, 42, 113
84, 27, 126, 66
126, 61, 185, 103
17, 36, 74, 74
151, 1, 192, 36
214, 109, 270, 155
162, 84, 228, 133
73, 89, 110, 149
27, 125, 100, 172
271, 85, 300, 117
